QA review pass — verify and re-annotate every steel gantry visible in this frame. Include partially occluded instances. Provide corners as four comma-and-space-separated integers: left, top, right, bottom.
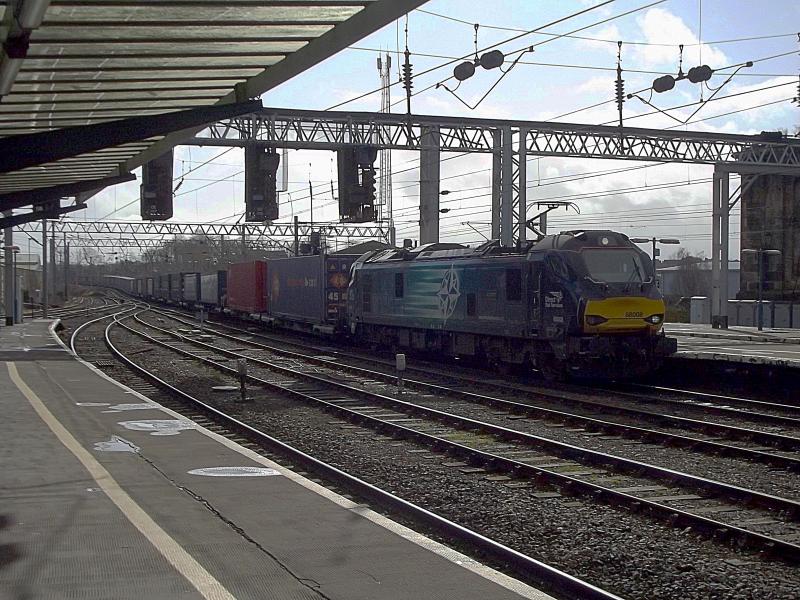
187, 107, 800, 327
17, 219, 388, 253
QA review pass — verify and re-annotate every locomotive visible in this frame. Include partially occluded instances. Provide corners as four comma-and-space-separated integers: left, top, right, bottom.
112, 229, 676, 380
347, 230, 676, 379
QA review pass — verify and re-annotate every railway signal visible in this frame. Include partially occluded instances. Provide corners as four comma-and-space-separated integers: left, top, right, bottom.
337, 145, 378, 223
244, 146, 280, 222
140, 150, 174, 221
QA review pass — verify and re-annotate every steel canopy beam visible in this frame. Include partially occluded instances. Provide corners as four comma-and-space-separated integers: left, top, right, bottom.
0, 172, 136, 212
0, 99, 262, 173
0, 204, 87, 229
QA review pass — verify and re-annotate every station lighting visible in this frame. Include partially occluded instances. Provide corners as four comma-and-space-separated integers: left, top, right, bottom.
18, 0, 50, 29
631, 237, 680, 260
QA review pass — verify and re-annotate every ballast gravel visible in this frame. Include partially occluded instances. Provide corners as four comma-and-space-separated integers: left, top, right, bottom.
101, 323, 800, 600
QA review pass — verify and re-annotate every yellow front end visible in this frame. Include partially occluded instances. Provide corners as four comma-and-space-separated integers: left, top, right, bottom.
583, 297, 665, 334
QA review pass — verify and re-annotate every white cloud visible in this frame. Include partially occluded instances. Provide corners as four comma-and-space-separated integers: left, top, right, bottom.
633, 8, 728, 69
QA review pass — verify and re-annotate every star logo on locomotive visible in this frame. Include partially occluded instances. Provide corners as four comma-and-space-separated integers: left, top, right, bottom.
437, 265, 460, 320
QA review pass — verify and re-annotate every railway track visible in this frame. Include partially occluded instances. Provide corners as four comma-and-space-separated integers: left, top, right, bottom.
61, 305, 622, 600
118, 307, 800, 563
145, 307, 800, 470
153, 303, 800, 420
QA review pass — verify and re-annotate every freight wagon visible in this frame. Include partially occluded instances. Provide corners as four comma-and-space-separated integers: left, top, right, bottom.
227, 261, 268, 315
103, 275, 135, 294
155, 274, 169, 301
267, 254, 358, 333
200, 270, 228, 308
145, 277, 154, 298
182, 272, 201, 306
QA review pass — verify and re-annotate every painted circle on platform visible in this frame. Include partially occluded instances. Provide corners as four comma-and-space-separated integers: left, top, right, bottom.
187, 466, 281, 477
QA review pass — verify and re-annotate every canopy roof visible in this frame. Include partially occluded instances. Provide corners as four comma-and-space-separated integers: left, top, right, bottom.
0, 0, 425, 210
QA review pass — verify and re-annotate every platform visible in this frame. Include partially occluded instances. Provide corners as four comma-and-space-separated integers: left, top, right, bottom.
0, 319, 550, 600
665, 323, 800, 368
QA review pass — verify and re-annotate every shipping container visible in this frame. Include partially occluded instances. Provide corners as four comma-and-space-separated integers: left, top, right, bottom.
182, 272, 201, 304
268, 254, 358, 331
200, 270, 227, 307
168, 273, 180, 302
103, 275, 135, 294
227, 261, 268, 314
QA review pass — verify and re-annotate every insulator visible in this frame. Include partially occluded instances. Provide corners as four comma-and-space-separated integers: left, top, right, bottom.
615, 78, 625, 104
652, 74, 675, 93
687, 64, 713, 83
402, 56, 413, 92
453, 61, 475, 81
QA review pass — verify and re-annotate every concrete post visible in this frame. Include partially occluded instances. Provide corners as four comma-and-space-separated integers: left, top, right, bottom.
50, 221, 56, 303
500, 126, 514, 247
419, 125, 440, 245
64, 241, 70, 300
711, 166, 730, 328
3, 210, 13, 326
41, 219, 47, 317
491, 130, 501, 240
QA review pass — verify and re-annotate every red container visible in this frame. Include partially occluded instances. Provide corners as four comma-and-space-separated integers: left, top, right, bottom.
227, 261, 268, 313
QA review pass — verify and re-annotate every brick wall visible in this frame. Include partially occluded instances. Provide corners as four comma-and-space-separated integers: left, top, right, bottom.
739, 174, 800, 300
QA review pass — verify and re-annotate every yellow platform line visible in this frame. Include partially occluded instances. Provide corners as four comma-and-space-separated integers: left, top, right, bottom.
6, 362, 237, 600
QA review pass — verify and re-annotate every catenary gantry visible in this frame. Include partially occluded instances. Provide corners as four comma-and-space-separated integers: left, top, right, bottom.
187, 107, 800, 327
0, 0, 427, 324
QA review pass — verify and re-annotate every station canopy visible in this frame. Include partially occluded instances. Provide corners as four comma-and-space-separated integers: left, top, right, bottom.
0, 0, 425, 214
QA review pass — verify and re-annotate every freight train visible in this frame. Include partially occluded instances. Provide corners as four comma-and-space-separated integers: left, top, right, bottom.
104, 230, 677, 380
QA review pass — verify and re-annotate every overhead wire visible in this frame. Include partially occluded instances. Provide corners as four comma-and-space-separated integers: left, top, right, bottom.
415, 8, 797, 48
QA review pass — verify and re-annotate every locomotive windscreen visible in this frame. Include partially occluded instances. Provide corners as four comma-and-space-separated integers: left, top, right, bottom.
581, 249, 648, 283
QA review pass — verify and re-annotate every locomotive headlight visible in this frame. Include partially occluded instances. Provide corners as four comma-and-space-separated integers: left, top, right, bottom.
586, 315, 608, 326
645, 314, 663, 324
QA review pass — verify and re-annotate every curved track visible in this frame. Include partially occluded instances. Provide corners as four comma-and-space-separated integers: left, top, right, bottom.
115, 307, 800, 564
79, 306, 621, 600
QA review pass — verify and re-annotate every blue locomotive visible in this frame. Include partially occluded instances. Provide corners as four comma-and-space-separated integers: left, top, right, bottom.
109, 229, 676, 380
347, 230, 676, 379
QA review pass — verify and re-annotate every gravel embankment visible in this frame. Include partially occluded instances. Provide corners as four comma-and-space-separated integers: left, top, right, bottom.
100, 321, 800, 600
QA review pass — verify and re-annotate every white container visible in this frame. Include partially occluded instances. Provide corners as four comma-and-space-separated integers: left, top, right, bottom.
726, 300, 740, 326
690, 296, 710, 324
773, 303, 791, 328
738, 300, 756, 326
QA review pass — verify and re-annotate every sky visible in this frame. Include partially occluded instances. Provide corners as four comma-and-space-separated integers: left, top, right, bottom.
75, 0, 799, 260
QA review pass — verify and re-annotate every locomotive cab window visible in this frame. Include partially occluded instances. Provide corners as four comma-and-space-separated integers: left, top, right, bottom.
506, 268, 522, 302
582, 249, 648, 283
394, 272, 404, 298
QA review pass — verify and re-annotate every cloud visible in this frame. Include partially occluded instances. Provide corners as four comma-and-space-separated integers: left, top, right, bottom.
633, 8, 728, 69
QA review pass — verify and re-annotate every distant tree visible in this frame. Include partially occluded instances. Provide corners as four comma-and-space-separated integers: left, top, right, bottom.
671, 248, 707, 297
